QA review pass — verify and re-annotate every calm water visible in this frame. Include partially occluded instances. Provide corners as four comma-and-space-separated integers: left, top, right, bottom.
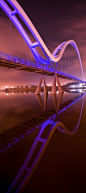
0, 91, 86, 193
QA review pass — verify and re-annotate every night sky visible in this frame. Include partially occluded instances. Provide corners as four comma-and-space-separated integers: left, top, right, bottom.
0, 0, 86, 88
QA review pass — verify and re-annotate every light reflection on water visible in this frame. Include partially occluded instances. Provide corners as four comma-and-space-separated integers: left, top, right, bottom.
0, 91, 80, 133
0, 91, 86, 193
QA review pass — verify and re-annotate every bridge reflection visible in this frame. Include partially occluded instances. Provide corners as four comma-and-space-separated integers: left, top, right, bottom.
0, 92, 84, 153
6, 92, 84, 193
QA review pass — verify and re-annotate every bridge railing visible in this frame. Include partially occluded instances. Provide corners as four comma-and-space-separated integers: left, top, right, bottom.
0, 51, 53, 73
0, 51, 34, 66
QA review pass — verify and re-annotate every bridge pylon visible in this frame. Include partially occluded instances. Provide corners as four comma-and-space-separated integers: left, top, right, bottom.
51, 73, 57, 94
51, 72, 63, 94
56, 73, 64, 93
35, 76, 48, 95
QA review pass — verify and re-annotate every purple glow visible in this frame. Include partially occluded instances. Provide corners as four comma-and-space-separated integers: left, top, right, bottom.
0, 0, 84, 82
6, 93, 84, 193
0, 93, 84, 154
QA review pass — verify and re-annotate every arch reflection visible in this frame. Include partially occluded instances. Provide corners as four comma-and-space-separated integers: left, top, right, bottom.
7, 93, 84, 193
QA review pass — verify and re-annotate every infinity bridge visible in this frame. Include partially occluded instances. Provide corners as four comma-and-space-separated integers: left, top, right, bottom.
0, 0, 85, 83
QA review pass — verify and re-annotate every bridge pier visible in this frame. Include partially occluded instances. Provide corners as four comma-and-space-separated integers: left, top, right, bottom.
35, 73, 63, 95
51, 73, 63, 94
56, 73, 63, 93
51, 73, 57, 94
35, 76, 48, 95
42, 76, 48, 94
35, 77, 42, 95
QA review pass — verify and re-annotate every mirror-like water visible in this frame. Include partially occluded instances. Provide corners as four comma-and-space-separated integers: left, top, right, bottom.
0, 91, 86, 193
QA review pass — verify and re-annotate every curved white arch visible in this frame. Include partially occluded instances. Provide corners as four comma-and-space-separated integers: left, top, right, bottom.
0, 0, 84, 80
52, 40, 84, 80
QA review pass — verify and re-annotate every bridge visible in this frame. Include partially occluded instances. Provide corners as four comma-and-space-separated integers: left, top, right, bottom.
0, 51, 84, 82
0, 0, 85, 93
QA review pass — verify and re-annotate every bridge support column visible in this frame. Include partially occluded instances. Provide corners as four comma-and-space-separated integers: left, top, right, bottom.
42, 76, 48, 94
51, 73, 57, 94
51, 73, 63, 94
35, 77, 42, 95
35, 76, 48, 95
56, 73, 63, 93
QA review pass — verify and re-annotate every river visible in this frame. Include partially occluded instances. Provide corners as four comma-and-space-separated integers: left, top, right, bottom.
0, 90, 86, 193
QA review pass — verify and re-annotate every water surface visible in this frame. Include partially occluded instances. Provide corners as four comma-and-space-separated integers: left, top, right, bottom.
0, 91, 86, 193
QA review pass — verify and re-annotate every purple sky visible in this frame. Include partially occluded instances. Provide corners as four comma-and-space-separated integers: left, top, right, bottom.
0, 0, 86, 88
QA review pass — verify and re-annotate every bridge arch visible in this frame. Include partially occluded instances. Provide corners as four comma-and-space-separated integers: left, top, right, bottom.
0, 0, 84, 80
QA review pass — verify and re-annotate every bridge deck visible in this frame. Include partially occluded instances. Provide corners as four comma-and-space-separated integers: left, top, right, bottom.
0, 58, 82, 81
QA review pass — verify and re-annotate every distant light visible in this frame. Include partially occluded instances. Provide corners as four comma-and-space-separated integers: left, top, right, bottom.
78, 83, 82, 87
72, 89, 76, 92
79, 89, 82, 93
5, 86, 8, 88
71, 85, 76, 87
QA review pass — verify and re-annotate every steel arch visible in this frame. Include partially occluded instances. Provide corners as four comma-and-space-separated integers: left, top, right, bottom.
0, 0, 84, 80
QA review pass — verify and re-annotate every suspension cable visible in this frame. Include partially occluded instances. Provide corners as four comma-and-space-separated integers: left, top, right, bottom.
19, 15, 28, 61
10, 17, 12, 56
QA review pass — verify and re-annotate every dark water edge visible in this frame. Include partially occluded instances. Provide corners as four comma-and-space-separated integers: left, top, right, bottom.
0, 91, 86, 193
0, 91, 78, 133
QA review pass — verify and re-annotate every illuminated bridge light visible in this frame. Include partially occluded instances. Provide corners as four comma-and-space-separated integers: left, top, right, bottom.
0, 0, 84, 83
